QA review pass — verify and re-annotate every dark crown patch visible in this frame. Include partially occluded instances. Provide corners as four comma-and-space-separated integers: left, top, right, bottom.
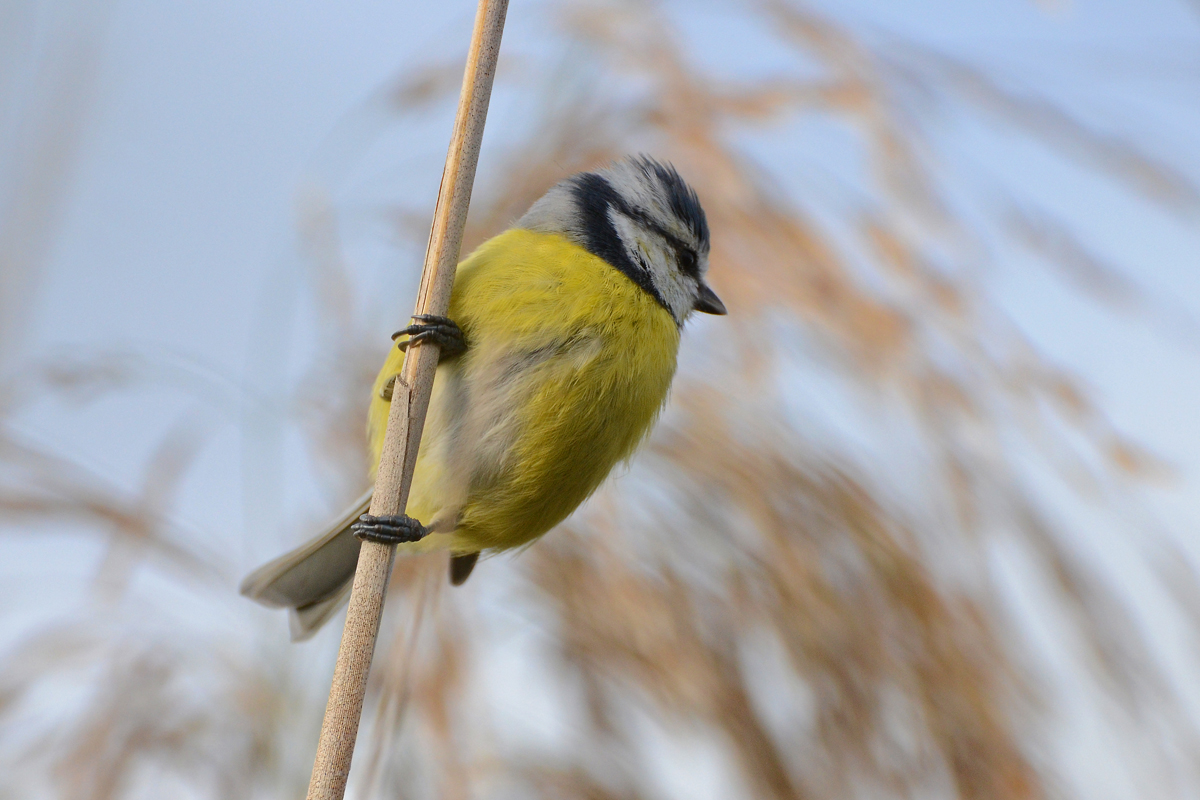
629, 155, 710, 252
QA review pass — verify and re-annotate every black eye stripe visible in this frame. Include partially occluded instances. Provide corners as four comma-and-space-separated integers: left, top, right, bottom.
601, 192, 701, 276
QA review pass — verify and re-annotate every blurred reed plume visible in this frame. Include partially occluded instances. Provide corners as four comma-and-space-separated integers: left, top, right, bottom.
2, 1, 1198, 798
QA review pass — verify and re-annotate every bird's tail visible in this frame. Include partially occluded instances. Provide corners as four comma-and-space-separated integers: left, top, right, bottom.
241, 489, 481, 639
240, 488, 373, 641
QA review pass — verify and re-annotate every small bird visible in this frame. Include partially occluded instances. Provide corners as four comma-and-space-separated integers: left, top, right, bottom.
240, 155, 726, 639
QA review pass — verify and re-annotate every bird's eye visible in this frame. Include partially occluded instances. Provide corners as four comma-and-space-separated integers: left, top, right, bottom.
678, 248, 699, 277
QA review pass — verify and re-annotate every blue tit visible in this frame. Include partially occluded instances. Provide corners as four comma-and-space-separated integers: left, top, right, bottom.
240, 155, 726, 639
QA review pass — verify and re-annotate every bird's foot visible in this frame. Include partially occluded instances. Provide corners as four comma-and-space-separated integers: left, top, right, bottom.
351, 513, 430, 545
393, 315, 466, 357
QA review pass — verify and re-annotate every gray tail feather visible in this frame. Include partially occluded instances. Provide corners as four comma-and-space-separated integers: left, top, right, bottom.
289, 580, 355, 641
240, 488, 373, 640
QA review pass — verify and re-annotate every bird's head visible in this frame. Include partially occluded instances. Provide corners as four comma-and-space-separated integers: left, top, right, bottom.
518, 155, 726, 325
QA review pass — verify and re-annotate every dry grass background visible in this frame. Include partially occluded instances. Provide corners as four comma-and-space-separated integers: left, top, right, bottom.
1, 1, 1198, 798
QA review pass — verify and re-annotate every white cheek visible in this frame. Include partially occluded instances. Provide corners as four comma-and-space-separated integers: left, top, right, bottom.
609, 212, 693, 322
652, 259, 693, 320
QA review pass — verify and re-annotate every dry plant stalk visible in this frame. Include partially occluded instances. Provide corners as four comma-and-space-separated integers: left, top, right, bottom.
305, 1, 508, 798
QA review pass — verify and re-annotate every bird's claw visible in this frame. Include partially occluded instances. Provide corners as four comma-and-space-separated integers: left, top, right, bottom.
351, 513, 430, 545
392, 315, 466, 357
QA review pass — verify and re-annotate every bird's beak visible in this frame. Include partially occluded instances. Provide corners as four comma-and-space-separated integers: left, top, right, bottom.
694, 282, 727, 315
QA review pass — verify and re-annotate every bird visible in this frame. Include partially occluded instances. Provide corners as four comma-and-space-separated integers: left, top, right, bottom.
240, 155, 726, 640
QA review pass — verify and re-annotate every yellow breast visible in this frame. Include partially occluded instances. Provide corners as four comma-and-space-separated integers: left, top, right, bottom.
368, 228, 680, 553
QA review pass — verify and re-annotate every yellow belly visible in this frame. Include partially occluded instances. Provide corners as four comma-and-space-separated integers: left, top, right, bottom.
367, 228, 680, 554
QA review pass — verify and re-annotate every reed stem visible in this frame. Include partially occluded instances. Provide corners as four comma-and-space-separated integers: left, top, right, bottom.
304, 3, 509, 797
